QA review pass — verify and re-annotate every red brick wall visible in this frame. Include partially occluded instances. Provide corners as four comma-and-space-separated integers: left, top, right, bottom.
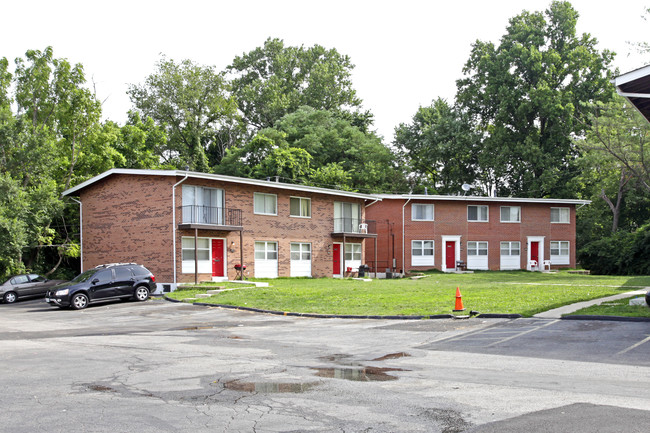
79, 173, 368, 284
366, 198, 578, 273
80, 174, 175, 282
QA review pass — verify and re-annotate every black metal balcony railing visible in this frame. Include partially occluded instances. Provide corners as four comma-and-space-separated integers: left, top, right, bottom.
182, 205, 242, 227
333, 218, 376, 235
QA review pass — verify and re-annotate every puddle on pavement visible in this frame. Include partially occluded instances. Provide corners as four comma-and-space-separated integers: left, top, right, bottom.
372, 352, 411, 361
312, 366, 408, 382
223, 380, 318, 393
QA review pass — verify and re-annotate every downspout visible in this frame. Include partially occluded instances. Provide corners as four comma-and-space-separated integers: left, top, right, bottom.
69, 197, 83, 273
401, 197, 411, 276
172, 171, 190, 288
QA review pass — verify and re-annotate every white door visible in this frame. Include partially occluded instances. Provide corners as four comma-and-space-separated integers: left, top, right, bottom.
290, 243, 312, 277
255, 241, 278, 278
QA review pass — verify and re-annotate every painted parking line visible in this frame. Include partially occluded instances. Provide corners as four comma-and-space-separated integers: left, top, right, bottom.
617, 335, 650, 355
485, 319, 559, 347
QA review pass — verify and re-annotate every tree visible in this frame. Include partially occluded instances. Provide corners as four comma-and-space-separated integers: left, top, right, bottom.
580, 99, 650, 193
218, 107, 405, 192
456, 1, 614, 197
394, 98, 480, 194
128, 56, 239, 171
228, 38, 371, 132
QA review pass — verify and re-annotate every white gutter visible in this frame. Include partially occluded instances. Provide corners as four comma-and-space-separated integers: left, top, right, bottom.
365, 198, 380, 208
172, 172, 189, 287
69, 197, 83, 273
401, 198, 411, 275
615, 90, 650, 99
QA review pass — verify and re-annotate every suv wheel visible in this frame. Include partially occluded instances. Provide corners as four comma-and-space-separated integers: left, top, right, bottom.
134, 286, 149, 302
71, 293, 89, 310
3, 291, 17, 304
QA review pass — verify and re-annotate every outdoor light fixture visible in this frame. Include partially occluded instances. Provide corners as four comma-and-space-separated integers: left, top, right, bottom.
229, 241, 236, 253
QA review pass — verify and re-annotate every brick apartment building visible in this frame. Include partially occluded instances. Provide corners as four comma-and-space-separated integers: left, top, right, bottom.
63, 169, 378, 292
63, 169, 588, 292
365, 195, 589, 274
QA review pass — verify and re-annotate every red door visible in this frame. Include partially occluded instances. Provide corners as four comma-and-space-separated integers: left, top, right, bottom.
333, 244, 341, 274
446, 241, 456, 269
212, 239, 224, 277
530, 242, 539, 264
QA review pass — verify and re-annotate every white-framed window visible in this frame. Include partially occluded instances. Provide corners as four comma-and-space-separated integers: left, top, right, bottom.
500, 206, 521, 223
551, 207, 570, 223
411, 240, 434, 266
181, 237, 211, 273
291, 242, 311, 260
254, 192, 277, 215
468, 205, 489, 222
290, 197, 311, 218
344, 243, 362, 261
255, 241, 278, 260
411, 203, 434, 221
500, 241, 520, 256
550, 241, 570, 265
467, 241, 488, 256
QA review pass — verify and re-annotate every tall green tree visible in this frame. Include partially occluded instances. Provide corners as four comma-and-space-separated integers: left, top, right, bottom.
228, 38, 371, 132
218, 106, 404, 192
128, 56, 239, 171
394, 98, 480, 194
456, 1, 614, 197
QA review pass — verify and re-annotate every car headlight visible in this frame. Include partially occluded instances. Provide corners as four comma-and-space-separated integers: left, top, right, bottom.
55, 289, 69, 296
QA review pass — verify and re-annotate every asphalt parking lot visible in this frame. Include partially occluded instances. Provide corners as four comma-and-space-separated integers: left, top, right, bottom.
1, 297, 649, 432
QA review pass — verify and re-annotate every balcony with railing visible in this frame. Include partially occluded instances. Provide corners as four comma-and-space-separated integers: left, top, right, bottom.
331, 218, 377, 237
178, 205, 243, 231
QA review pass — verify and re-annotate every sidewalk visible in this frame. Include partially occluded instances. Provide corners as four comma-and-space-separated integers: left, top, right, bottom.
534, 289, 647, 319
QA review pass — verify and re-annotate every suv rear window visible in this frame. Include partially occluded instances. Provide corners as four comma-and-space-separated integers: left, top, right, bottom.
130, 266, 151, 277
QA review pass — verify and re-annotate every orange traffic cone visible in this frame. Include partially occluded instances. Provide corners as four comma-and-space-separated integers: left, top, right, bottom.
453, 286, 465, 312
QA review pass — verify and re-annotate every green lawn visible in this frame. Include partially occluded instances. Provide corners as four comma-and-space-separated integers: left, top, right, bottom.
567, 296, 650, 318
166, 271, 650, 317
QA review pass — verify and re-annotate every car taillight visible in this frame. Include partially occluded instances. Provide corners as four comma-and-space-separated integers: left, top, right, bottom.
151, 274, 156, 282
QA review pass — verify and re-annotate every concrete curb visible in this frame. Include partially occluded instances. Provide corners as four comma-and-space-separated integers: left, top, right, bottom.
163, 295, 460, 320
561, 315, 650, 323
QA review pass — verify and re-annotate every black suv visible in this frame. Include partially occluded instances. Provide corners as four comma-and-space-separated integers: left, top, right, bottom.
46, 263, 156, 310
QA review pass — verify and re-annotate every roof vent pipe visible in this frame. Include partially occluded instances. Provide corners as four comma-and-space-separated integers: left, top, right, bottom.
424, 187, 428, 195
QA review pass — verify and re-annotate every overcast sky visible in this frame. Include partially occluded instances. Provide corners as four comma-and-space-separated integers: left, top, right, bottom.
3, 0, 649, 141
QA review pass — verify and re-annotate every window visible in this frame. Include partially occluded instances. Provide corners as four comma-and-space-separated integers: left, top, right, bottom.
182, 237, 210, 261
500, 206, 521, 223
467, 241, 488, 256
93, 270, 112, 284
550, 241, 570, 265
344, 243, 362, 261
551, 207, 570, 223
500, 241, 520, 256
290, 197, 311, 218
334, 202, 361, 233
255, 241, 278, 260
412, 240, 434, 266
182, 185, 224, 224
291, 243, 311, 260
412, 203, 434, 221
10, 275, 29, 285
254, 193, 277, 215
114, 267, 133, 281
468, 205, 489, 222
